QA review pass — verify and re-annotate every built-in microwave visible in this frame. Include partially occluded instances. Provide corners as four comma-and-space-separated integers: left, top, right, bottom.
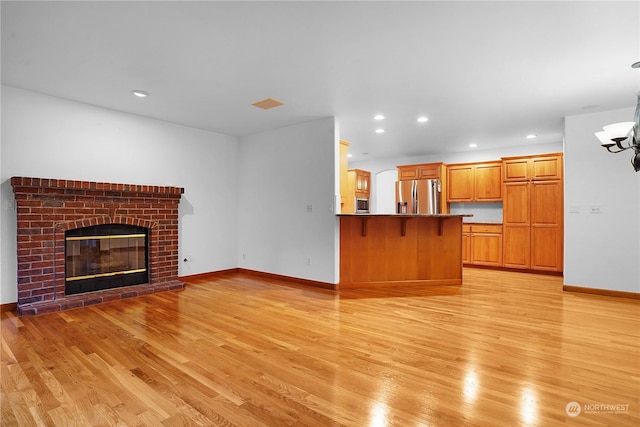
355, 197, 369, 213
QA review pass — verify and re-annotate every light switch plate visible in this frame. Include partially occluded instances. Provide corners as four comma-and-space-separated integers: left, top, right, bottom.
590, 205, 602, 214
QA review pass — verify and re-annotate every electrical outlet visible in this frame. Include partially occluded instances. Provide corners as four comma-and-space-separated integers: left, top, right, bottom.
306, 257, 312, 266
306, 204, 313, 213
242, 253, 246, 260
590, 205, 602, 214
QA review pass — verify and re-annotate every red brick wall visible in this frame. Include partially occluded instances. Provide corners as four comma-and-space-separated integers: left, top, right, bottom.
11, 177, 184, 314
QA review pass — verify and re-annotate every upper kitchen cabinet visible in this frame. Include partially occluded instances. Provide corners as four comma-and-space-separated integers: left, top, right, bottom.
396, 162, 448, 213
397, 162, 445, 181
348, 169, 370, 197
503, 153, 563, 182
343, 168, 371, 214
447, 161, 502, 202
339, 140, 350, 211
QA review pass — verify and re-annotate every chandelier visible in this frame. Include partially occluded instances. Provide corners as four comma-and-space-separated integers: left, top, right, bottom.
594, 62, 640, 172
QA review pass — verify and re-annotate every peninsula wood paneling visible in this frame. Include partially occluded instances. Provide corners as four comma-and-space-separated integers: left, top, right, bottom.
339, 215, 462, 287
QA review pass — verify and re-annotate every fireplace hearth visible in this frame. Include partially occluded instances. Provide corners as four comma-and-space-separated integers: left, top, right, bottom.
11, 177, 185, 315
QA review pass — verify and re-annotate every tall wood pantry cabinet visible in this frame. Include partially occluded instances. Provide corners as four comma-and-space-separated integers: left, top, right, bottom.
502, 153, 563, 272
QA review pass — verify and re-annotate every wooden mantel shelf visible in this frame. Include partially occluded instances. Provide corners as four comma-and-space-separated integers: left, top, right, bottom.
338, 214, 471, 289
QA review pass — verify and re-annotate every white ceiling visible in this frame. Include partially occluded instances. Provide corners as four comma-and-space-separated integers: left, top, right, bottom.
2, 1, 639, 161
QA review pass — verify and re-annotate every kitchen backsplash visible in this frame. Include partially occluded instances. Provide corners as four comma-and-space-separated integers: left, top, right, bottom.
449, 202, 503, 223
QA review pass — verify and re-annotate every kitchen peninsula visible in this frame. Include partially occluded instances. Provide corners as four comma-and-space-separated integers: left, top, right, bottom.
338, 214, 471, 288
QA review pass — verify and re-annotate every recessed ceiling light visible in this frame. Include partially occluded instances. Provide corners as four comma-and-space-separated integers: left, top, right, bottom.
132, 90, 149, 98
347, 154, 353, 158
375, 129, 385, 134
374, 114, 385, 120
469, 143, 477, 148
632, 61, 640, 69
526, 134, 537, 139
417, 116, 428, 123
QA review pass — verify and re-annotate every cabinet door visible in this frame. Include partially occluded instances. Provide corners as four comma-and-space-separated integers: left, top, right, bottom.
503, 182, 529, 225
471, 233, 503, 266
398, 166, 418, 181
474, 163, 502, 201
355, 172, 364, 192
503, 182, 531, 268
530, 180, 563, 271
462, 231, 471, 264
418, 164, 442, 179
447, 165, 474, 202
362, 171, 370, 195
503, 159, 530, 182
531, 156, 562, 180
502, 225, 530, 268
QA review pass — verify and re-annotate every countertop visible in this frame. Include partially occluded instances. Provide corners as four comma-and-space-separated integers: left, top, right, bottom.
464, 221, 502, 224
337, 213, 474, 218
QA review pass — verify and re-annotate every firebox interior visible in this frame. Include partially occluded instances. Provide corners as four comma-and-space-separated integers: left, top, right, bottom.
65, 224, 149, 295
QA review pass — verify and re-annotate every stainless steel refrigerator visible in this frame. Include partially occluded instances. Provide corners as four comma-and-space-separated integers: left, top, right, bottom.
396, 179, 441, 214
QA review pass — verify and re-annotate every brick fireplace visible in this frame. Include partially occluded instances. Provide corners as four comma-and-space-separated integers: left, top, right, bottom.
11, 177, 185, 315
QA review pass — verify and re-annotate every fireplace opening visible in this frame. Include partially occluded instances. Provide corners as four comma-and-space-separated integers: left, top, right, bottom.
65, 224, 149, 295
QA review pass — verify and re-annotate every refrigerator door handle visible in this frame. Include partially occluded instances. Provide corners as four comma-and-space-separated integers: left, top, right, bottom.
412, 180, 418, 214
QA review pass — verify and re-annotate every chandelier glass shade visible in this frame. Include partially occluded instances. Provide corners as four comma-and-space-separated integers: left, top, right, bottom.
594, 93, 640, 172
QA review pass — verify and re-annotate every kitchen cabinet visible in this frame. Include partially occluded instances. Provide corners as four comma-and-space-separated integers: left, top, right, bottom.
349, 169, 370, 197
339, 140, 351, 212
447, 161, 502, 202
463, 223, 502, 266
470, 224, 503, 267
462, 225, 471, 264
343, 168, 371, 214
397, 162, 445, 181
503, 154, 562, 182
502, 153, 563, 272
397, 162, 448, 213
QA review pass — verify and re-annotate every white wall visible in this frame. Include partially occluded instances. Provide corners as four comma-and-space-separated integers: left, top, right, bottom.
0, 86, 240, 304
564, 107, 639, 293
237, 117, 339, 284
374, 170, 397, 214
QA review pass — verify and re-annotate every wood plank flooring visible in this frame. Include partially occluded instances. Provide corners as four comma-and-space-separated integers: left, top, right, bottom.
1, 269, 639, 426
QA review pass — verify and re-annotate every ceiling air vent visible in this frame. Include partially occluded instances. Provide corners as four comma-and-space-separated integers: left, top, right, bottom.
251, 98, 284, 110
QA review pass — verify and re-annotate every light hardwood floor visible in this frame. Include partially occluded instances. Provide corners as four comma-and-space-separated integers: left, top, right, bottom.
2, 269, 639, 426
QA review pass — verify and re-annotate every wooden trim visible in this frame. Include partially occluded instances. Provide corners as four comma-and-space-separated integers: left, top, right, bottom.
463, 264, 563, 276
1, 303, 18, 313
563, 285, 640, 300
500, 152, 563, 162
339, 278, 462, 289
238, 269, 337, 290
179, 268, 240, 282
361, 216, 369, 236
